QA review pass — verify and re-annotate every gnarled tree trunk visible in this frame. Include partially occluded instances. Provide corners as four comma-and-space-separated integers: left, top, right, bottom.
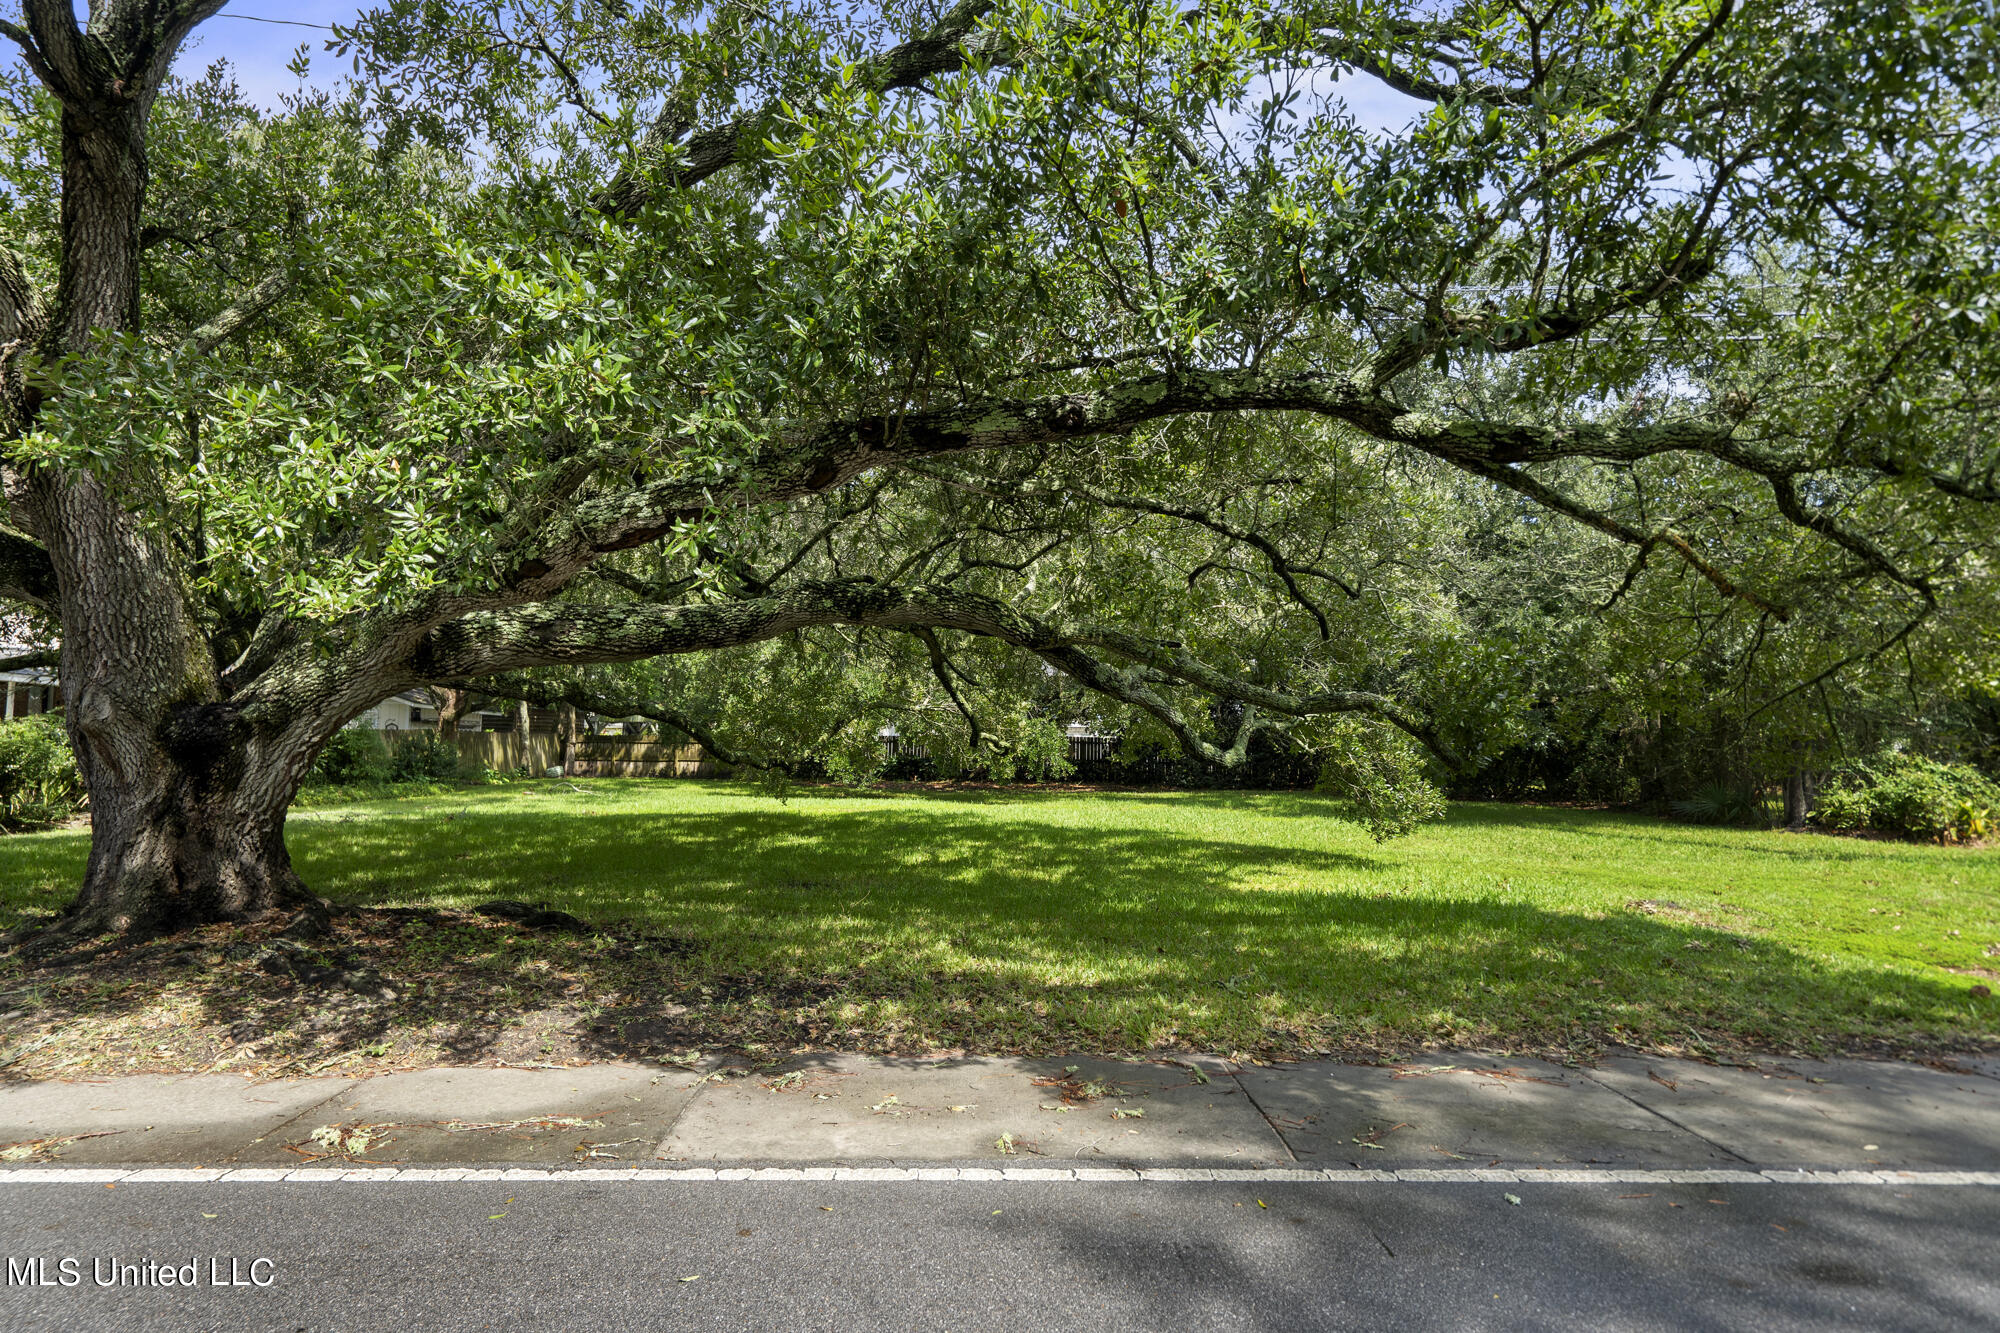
8, 0, 311, 938
69, 717, 313, 934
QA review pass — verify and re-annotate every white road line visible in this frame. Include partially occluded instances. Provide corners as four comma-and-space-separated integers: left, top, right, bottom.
0, 1166, 1995, 1185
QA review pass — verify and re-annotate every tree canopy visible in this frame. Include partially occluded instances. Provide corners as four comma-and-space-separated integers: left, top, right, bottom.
0, 0, 1996, 930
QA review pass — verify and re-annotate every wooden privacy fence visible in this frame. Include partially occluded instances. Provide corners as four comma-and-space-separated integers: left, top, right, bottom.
374, 730, 721, 778
443, 731, 563, 774
564, 736, 717, 778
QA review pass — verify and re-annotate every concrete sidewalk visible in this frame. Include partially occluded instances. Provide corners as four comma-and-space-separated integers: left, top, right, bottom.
2, 1050, 1996, 1171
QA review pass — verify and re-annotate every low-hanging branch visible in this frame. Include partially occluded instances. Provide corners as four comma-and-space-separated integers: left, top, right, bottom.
496, 366, 1755, 601
897, 461, 1358, 634
1438, 453, 1793, 620
401, 577, 1456, 772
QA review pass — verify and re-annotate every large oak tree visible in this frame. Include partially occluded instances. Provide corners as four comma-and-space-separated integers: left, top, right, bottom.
0, 0, 1995, 935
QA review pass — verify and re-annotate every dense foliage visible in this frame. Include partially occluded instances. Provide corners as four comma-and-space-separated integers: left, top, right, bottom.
1, 0, 1997, 929
1811, 752, 2000, 843
0, 713, 80, 828
385, 732, 466, 783
308, 725, 393, 785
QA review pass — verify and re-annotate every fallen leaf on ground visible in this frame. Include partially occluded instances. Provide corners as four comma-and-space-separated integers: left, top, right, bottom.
0, 1129, 124, 1162
1503, 1194, 1522, 1206
1033, 1073, 1130, 1104
309, 1123, 383, 1156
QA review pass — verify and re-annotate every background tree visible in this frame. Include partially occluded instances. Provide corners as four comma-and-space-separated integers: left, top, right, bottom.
0, 0, 1995, 936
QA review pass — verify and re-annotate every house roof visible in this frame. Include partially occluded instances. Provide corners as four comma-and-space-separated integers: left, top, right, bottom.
0, 639, 58, 686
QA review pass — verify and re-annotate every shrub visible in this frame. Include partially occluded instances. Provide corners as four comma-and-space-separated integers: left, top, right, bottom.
387, 732, 464, 781
310, 726, 391, 785
0, 713, 84, 829
1810, 752, 2000, 842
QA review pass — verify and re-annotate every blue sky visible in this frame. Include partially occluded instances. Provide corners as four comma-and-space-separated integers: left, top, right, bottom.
26, 3, 1426, 133
172, 4, 360, 108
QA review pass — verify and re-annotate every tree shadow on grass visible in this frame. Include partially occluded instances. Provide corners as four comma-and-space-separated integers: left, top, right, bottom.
0, 798, 1993, 1081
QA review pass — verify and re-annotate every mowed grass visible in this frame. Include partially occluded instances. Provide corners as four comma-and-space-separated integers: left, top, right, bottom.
2, 781, 1996, 1060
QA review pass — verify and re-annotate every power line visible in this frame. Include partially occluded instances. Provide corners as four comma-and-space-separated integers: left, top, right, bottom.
216, 14, 336, 29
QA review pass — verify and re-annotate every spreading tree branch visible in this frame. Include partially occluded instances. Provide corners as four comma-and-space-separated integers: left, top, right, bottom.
183, 270, 291, 356
404, 578, 1453, 771
594, 0, 1012, 216
0, 528, 59, 610
500, 366, 1755, 598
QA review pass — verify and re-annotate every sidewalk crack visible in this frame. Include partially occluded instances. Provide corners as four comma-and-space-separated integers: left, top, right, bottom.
1576, 1069, 1752, 1164
255, 1082, 360, 1157
648, 1056, 724, 1159
1225, 1066, 1298, 1164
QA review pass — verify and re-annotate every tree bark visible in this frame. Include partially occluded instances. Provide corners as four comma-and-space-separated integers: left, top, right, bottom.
1782, 767, 1817, 829
46, 687, 324, 935
427, 685, 469, 738
69, 743, 311, 934
11, 1, 302, 938
559, 704, 578, 775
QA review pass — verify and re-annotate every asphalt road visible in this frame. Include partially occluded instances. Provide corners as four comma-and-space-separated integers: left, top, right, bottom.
2, 1179, 1994, 1331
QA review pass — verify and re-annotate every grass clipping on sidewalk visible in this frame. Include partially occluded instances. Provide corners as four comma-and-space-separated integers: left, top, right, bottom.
0, 781, 1995, 1078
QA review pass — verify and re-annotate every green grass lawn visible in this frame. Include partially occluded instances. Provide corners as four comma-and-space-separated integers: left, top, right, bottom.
1, 781, 1995, 1071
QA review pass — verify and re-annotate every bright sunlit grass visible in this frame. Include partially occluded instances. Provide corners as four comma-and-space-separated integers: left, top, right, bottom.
2, 780, 1995, 1057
